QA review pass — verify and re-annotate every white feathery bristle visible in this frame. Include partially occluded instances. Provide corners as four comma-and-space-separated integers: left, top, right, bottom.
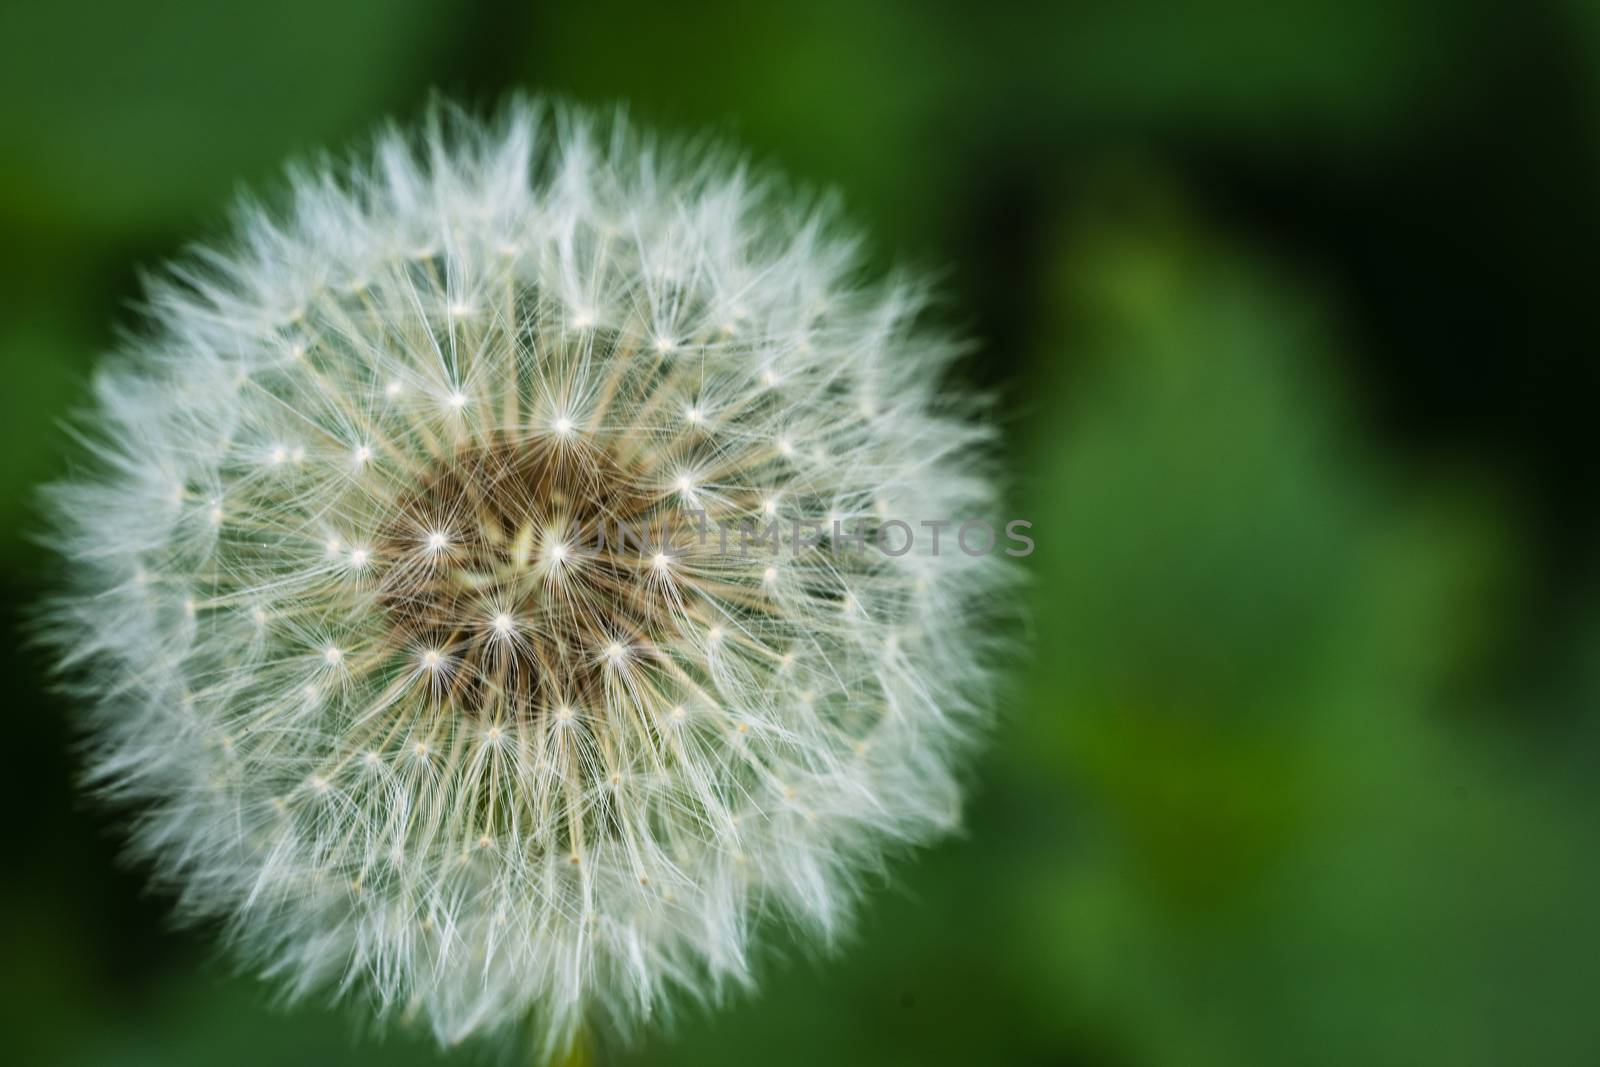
41, 98, 1007, 1057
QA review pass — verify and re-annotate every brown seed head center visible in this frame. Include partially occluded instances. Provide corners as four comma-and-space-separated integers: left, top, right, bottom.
376, 436, 678, 720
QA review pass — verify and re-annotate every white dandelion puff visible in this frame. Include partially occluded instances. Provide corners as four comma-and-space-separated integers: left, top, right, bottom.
40, 98, 1008, 1057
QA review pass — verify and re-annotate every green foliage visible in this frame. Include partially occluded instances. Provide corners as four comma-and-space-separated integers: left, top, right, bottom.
1017, 199, 1597, 1066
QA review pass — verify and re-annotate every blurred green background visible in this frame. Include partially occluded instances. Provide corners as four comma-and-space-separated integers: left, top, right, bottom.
4, 2, 1599, 1064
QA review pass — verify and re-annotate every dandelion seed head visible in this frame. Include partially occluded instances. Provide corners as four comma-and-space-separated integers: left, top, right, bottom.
39, 99, 1007, 1058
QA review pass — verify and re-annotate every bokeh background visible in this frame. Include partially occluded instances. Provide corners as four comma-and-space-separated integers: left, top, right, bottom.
4, 2, 1599, 1064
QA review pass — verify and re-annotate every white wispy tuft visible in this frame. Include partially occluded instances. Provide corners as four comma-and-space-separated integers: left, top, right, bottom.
41, 98, 1007, 1056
